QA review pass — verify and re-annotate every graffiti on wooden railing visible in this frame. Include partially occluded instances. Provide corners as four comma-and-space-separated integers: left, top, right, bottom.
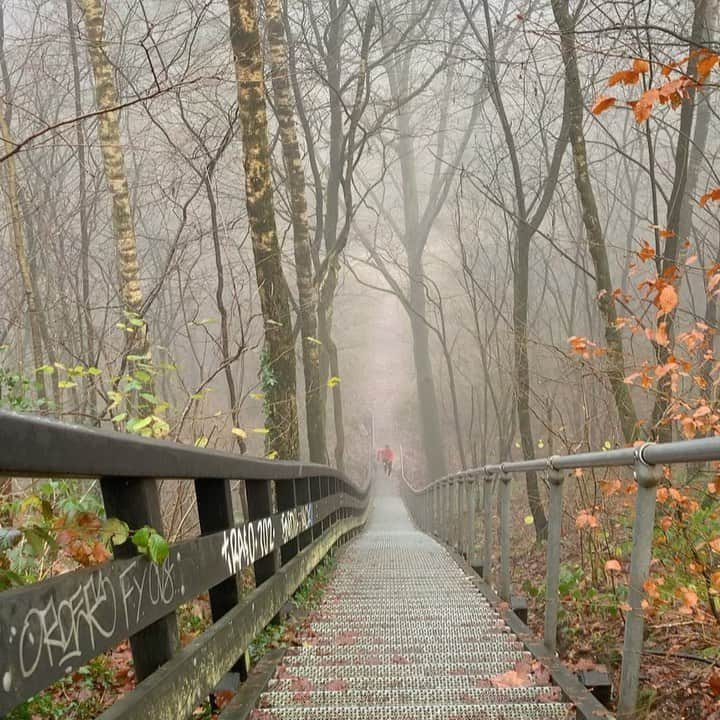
220, 517, 275, 574
280, 503, 314, 544
14, 553, 181, 680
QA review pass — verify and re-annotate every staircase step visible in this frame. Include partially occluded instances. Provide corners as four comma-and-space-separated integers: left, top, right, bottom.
249, 702, 573, 719
259, 685, 562, 707
251, 495, 576, 720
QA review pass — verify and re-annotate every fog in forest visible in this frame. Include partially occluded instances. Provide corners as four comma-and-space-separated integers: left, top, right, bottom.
1, 0, 718, 502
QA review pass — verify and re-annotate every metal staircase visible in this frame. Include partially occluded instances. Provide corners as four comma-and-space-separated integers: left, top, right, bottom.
254, 496, 574, 719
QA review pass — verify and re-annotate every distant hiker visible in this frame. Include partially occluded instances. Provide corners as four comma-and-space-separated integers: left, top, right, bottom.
377, 445, 395, 476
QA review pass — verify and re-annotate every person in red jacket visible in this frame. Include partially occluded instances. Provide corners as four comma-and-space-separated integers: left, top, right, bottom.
377, 445, 395, 476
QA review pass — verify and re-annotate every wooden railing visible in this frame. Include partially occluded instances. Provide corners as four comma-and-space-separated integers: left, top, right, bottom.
400, 437, 720, 719
0, 410, 371, 719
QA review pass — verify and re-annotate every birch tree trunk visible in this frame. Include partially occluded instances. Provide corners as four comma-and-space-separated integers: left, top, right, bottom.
265, 0, 327, 463
227, 0, 299, 460
79, 0, 146, 350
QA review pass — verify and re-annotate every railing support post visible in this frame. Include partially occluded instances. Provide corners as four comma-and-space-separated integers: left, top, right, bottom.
617, 454, 662, 718
465, 473, 476, 562
442, 480, 449, 544
499, 473, 511, 601
543, 467, 564, 655
482, 473, 493, 583
433, 483, 439, 536
100, 477, 178, 681
451, 478, 460, 549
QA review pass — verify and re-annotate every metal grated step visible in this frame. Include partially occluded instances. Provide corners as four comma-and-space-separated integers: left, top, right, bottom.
252, 496, 575, 720
259, 685, 562, 707
249, 702, 573, 719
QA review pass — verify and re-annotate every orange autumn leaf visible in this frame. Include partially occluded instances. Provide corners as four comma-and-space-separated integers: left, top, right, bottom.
634, 89, 660, 122
605, 559, 622, 573
576, 510, 600, 530
608, 69, 641, 87
709, 536, 720, 553
676, 586, 698, 614
637, 240, 655, 262
657, 284, 679, 315
700, 188, 720, 207
697, 53, 720, 82
660, 515, 673, 531
633, 58, 651, 73
592, 95, 616, 115
712, 571, 720, 589
656, 321, 669, 347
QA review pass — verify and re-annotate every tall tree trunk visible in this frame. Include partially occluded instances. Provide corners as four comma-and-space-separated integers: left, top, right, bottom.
316, 0, 346, 469
66, 0, 97, 421
80, 0, 144, 325
0, 108, 47, 404
651, 0, 707, 441
551, 0, 640, 443
265, 0, 327, 463
514, 224, 547, 537
408, 251, 447, 480
227, 0, 299, 460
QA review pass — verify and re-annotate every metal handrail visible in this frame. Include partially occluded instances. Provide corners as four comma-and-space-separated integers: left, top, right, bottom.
399, 436, 720, 719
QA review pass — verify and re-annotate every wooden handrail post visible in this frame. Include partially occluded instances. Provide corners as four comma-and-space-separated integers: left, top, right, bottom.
245, 477, 278, 585
100, 477, 178, 680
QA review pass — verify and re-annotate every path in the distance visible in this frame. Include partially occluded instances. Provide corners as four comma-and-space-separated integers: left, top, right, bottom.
253, 494, 574, 719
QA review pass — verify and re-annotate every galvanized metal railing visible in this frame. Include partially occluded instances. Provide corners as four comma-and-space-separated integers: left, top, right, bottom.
400, 437, 720, 719
0, 410, 371, 719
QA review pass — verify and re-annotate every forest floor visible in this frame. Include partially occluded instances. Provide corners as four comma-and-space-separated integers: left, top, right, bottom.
512, 520, 720, 719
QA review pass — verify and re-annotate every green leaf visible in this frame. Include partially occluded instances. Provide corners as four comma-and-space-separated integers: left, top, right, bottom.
140, 392, 158, 404
148, 532, 169, 564
107, 390, 123, 411
231, 427, 247, 439
132, 526, 152, 553
127, 416, 153, 432
102, 518, 130, 546
111, 412, 127, 423
603, 440, 612, 450
86, 366, 103, 376
252, 428, 270, 434
305, 336, 322, 345
36, 365, 55, 375
58, 380, 77, 389
133, 369, 152, 383
194, 436, 209, 448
